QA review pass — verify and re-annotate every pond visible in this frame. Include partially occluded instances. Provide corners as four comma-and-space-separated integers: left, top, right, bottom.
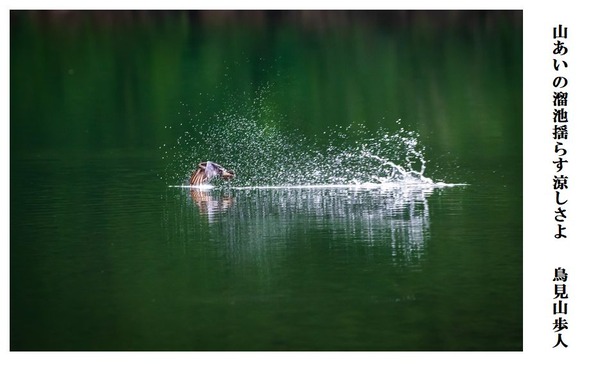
10, 10, 522, 350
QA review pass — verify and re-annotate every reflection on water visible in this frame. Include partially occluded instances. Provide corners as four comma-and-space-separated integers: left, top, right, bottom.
177, 185, 435, 267
189, 188, 234, 223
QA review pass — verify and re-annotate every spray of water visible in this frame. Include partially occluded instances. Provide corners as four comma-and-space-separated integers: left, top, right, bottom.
161, 90, 455, 189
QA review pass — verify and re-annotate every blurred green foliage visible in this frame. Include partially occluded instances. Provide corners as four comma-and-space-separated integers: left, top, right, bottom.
11, 10, 522, 168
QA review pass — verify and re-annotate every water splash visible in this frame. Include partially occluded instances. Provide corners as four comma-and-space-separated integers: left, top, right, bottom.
161, 90, 460, 189
161, 90, 463, 267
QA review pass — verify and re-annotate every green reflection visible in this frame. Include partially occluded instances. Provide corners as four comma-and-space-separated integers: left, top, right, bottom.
11, 10, 522, 165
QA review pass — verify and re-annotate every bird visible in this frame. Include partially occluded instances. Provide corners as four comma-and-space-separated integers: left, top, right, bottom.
189, 161, 235, 185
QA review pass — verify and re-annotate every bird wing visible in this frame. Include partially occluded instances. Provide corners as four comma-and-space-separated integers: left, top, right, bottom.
204, 161, 219, 180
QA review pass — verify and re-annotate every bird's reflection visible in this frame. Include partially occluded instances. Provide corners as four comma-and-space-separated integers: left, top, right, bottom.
189, 188, 234, 223
172, 185, 437, 266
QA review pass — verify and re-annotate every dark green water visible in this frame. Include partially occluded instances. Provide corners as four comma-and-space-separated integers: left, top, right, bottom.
10, 10, 522, 351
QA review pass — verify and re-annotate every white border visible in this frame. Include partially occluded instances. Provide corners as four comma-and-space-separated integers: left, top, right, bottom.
4, 1, 600, 389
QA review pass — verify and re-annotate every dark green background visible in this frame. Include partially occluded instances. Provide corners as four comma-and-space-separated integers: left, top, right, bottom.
11, 10, 522, 350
